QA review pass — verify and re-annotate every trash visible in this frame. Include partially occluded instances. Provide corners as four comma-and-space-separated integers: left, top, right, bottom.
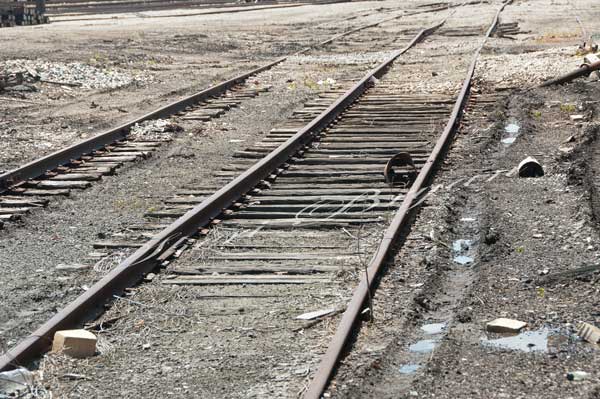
129, 119, 182, 141
144, 273, 156, 282
577, 322, 600, 345
570, 114, 584, 122
55, 263, 89, 271
0, 368, 34, 396
518, 156, 544, 178
567, 371, 590, 381
52, 329, 97, 358
296, 307, 336, 320
486, 318, 527, 333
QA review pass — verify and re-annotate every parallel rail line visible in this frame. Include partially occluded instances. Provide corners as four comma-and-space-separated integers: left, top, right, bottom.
0, 5, 512, 394
0, 14, 448, 370
0, 2, 457, 228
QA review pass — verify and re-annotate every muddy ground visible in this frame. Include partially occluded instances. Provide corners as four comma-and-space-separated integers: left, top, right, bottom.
1, 0, 600, 398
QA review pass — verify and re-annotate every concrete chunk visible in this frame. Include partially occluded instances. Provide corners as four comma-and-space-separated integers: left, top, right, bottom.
52, 329, 97, 358
486, 318, 527, 333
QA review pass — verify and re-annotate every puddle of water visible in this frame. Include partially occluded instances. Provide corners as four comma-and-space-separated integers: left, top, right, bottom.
452, 239, 474, 265
399, 364, 421, 374
481, 329, 551, 353
409, 339, 437, 353
505, 123, 520, 134
454, 255, 474, 265
501, 121, 521, 147
421, 323, 446, 335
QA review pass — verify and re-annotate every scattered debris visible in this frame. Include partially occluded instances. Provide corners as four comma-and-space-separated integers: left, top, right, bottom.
55, 263, 89, 271
0, 368, 34, 397
296, 307, 337, 320
518, 156, 544, 178
52, 329, 97, 358
570, 114, 584, 122
129, 119, 183, 141
0, 59, 152, 91
536, 264, 600, 285
486, 318, 527, 333
577, 322, 600, 345
567, 371, 590, 381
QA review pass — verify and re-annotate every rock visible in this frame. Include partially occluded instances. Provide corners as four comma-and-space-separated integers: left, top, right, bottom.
569, 114, 584, 121
0, 368, 34, 396
144, 272, 156, 282
52, 329, 97, 358
486, 318, 527, 333
577, 322, 600, 344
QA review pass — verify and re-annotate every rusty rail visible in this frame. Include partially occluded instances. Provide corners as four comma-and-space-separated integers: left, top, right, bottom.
0, 20, 446, 372
0, 3, 432, 192
540, 59, 600, 87
302, 1, 512, 398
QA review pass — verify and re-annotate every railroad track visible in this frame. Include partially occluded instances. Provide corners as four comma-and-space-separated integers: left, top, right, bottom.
0, 2, 459, 231
0, 8, 522, 399
0, 1, 511, 382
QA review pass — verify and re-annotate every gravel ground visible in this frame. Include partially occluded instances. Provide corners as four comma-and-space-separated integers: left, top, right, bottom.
325, 1, 600, 398
4, 0, 600, 397
0, 0, 412, 170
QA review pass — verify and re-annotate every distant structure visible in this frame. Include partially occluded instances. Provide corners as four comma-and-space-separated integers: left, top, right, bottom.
0, 0, 48, 27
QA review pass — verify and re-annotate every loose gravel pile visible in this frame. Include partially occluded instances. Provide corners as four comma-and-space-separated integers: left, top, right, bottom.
477, 47, 580, 86
129, 119, 182, 141
0, 59, 152, 89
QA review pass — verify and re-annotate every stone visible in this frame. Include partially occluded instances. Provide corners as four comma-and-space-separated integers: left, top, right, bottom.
486, 318, 527, 333
52, 329, 97, 358
569, 114, 584, 122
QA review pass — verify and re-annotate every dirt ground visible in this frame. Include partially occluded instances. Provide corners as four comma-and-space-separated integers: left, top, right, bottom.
2, 0, 600, 398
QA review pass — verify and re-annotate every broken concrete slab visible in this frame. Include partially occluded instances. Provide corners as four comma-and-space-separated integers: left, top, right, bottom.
52, 329, 97, 358
485, 318, 527, 333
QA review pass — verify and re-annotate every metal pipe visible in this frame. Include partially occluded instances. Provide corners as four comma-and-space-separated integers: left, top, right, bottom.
540, 60, 600, 87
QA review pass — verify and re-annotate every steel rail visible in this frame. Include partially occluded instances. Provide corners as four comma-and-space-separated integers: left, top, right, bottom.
0, 21, 445, 372
0, 3, 430, 192
0, 57, 286, 192
302, 1, 512, 398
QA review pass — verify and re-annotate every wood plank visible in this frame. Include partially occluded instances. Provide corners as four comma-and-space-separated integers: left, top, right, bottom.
162, 275, 330, 285
204, 252, 358, 261
33, 180, 91, 189
172, 264, 339, 275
